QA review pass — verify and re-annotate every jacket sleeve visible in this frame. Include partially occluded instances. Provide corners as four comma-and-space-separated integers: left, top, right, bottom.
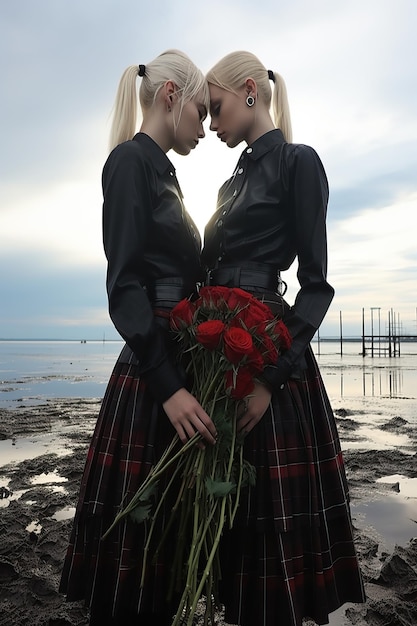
261, 144, 334, 391
102, 142, 186, 403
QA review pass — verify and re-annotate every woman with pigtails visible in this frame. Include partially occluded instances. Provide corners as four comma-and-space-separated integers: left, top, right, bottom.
202, 50, 366, 626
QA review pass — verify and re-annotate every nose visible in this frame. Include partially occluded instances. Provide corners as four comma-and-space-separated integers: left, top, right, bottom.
209, 118, 217, 132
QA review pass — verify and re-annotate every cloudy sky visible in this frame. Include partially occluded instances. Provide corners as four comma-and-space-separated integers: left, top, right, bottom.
1, 0, 416, 340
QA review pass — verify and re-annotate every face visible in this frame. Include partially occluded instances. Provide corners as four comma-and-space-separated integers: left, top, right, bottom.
209, 84, 253, 148
172, 96, 207, 156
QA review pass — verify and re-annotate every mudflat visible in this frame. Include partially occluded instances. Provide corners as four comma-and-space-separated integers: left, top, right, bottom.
1, 398, 416, 626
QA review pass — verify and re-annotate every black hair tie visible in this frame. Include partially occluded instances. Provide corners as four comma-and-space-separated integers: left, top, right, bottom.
138, 64, 146, 77
267, 69, 275, 83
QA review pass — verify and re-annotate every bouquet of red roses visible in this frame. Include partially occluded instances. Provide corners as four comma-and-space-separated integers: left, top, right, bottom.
103, 286, 291, 625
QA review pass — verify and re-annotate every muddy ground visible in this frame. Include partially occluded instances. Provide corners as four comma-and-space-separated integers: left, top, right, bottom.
1, 399, 417, 626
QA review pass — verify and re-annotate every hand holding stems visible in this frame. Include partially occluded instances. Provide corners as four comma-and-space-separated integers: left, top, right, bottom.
237, 381, 272, 435
163, 387, 217, 445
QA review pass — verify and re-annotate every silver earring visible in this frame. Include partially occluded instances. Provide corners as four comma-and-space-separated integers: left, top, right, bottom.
246, 95, 255, 107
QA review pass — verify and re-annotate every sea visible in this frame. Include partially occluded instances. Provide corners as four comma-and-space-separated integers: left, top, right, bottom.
1, 338, 416, 408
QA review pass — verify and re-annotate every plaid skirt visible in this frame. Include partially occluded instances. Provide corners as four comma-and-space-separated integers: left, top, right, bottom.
60, 345, 365, 626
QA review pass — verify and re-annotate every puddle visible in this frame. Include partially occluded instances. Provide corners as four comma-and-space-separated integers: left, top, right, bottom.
0, 488, 27, 509
52, 506, 76, 521
30, 471, 68, 485
0, 435, 72, 466
0, 471, 69, 508
351, 492, 417, 552
341, 424, 413, 452
376, 474, 417, 498
26, 520, 42, 535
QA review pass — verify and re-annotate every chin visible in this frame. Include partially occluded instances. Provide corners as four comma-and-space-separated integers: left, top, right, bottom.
226, 137, 243, 149
174, 146, 191, 156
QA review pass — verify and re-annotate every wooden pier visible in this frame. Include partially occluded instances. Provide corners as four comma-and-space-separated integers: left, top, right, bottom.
315, 307, 417, 357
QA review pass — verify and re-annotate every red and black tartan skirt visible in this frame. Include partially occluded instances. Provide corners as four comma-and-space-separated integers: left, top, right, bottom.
60, 344, 365, 626
218, 345, 365, 626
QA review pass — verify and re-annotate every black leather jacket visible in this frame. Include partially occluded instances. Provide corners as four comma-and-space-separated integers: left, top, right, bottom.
202, 129, 334, 390
102, 132, 202, 402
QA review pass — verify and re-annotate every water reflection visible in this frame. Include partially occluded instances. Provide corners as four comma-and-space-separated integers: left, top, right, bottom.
317, 345, 416, 399
361, 366, 404, 398
338, 366, 406, 398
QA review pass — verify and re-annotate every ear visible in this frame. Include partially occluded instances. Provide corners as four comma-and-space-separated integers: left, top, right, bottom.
163, 80, 179, 109
245, 78, 257, 98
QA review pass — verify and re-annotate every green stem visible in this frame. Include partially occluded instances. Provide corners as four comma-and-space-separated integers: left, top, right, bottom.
186, 496, 228, 626
101, 432, 201, 540
140, 453, 188, 587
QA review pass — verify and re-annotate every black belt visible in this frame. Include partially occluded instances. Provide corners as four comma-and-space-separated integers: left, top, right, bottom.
145, 277, 198, 305
206, 263, 286, 295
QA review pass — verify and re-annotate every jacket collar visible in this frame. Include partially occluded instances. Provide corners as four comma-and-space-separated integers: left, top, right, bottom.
132, 132, 175, 176
243, 128, 286, 161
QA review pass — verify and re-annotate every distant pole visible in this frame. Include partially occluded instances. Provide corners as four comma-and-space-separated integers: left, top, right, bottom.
361, 308, 365, 357
370, 307, 380, 357
398, 313, 401, 356
377, 307, 381, 356
388, 309, 392, 357
317, 327, 321, 356
339, 310, 343, 356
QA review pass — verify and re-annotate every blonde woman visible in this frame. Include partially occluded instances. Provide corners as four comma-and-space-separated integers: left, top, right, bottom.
60, 50, 216, 626
203, 51, 365, 626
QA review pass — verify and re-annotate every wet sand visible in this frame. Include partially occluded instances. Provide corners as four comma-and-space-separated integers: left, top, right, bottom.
1, 398, 417, 625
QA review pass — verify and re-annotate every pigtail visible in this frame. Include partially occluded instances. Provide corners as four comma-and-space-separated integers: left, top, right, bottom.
271, 71, 292, 143
108, 65, 140, 152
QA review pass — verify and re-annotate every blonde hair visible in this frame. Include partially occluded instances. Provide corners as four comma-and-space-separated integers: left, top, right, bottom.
206, 51, 292, 143
109, 49, 209, 151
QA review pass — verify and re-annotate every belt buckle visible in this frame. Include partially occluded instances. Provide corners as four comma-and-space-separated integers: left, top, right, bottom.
277, 277, 287, 296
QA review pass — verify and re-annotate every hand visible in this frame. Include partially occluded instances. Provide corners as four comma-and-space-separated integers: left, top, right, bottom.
163, 388, 217, 445
237, 381, 272, 435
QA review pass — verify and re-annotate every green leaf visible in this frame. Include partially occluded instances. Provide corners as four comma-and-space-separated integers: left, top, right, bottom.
242, 461, 257, 488
129, 502, 153, 523
128, 481, 160, 524
138, 481, 159, 501
205, 477, 236, 497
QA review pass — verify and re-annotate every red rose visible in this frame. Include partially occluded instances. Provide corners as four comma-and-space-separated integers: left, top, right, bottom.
233, 304, 269, 330
258, 332, 278, 364
273, 319, 292, 351
196, 320, 225, 350
225, 367, 255, 399
247, 346, 264, 374
197, 286, 230, 308
223, 327, 253, 364
232, 295, 274, 331
225, 288, 254, 311
170, 298, 196, 330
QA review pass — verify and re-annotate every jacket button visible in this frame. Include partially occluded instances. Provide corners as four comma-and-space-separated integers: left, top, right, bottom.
238, 168, 244, 174
246, 147, 253, 154
217, 219, 223, 227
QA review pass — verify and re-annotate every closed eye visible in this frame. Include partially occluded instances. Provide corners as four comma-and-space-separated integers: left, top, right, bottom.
199, 108, 207, 122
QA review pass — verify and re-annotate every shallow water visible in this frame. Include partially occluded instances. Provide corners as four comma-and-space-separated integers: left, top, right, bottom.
1, 339, 416, 407
0, 339, 122, 408
314, 340, 417, 400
